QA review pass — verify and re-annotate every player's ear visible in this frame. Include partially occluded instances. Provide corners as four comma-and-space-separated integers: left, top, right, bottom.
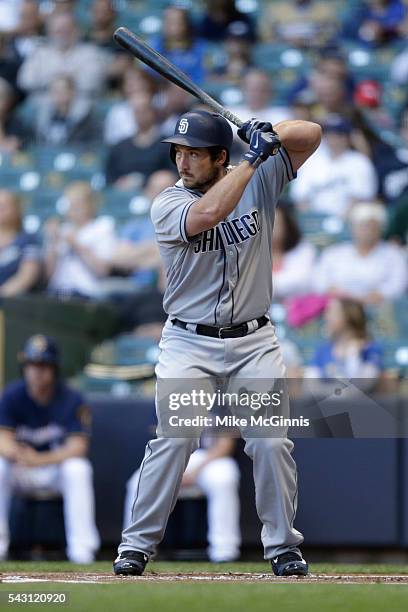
216, 149, 227, 167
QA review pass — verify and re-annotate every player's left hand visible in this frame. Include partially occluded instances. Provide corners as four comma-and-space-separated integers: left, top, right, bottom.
238, 118, 274, 144
243, 129, 282, 166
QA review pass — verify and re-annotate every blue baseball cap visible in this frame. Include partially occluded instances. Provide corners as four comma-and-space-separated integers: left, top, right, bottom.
19, 335, 59, 366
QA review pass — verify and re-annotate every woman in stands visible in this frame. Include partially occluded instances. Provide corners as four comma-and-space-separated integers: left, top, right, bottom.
150, 6, 207, 85
307, 297, 383, 382
0, 189, 41, 296
44, 181, 116, 299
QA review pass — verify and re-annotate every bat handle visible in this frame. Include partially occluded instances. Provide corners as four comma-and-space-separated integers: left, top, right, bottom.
198, 90, 243, 128
221, 109, 243, 129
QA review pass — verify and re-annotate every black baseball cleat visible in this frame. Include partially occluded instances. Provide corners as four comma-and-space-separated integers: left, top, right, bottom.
113, 550, 148, 576
271, 552, 308, 577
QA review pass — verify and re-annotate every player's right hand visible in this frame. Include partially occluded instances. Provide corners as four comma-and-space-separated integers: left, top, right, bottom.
237, 118, 274, 144
243, 129, 281, 167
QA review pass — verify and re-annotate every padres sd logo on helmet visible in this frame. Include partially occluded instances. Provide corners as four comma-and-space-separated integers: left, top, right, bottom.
178, 118, 189, 134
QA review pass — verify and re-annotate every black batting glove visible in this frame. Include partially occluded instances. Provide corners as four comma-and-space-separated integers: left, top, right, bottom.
237, 118, 274, 144
243, 129, 281, 167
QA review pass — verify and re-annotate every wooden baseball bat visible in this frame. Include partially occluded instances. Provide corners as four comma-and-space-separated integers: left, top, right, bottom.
113, 26, 243, 129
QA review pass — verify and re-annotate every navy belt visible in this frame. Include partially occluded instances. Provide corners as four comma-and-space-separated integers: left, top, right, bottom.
171, 315, 269, 339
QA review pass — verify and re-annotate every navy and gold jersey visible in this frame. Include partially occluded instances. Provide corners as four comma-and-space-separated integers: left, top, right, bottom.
0, 381, 91, 452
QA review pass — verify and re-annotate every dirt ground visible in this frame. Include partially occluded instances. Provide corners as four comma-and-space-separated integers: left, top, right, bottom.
2, 572, 408, 584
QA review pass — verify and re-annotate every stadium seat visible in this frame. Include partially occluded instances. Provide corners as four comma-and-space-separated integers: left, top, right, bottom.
296, 211, 351, 248
100, 188, 146, 221
252, 43, 310, 72
366, 299, 408, 341
26, 190, 64, 217
32, 147, 105, 173
89, 334, 159, 367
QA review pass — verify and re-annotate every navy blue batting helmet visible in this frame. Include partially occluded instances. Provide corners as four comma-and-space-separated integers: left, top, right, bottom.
162, 110, 233, 164
19, 335, 59, 366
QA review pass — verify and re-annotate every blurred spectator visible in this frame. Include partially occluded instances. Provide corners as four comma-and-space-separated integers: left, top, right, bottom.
353, 80, 393, 128
230, 68, 292, 129
0, 77, 32, 151
289, 51, 355, 107
0, 334, 100, 563
0, 32, 22, 94
111, 169, 177, 291
0, 0, 23, 34
291, 99, 314, 122
401, 105, 408, 145
308, 73, 350, 121
34, 74, 100, 145
351, 107, 407, 203
259, 0, 339, 47
290, 115, 378, 216
313, 202, 407, 303
17, 10, 109, 102
272, 205, 316, 300
354, 79, 380, 111
385, 191, 408, 244
44, 1, 77, 15
343, 0, 407, 47
157, 83, 194, 137
108, 170, 179, 334
0, 189, 41, 297
7, 0, 43, 64
105, 92, 173, 188
209, 21, 252, 85
124, 436, 241, 562
86, 0, 116, 52
306, 297, 383, 382
104, 67, 158, 146
150, 6, 207, 85
86, 0, 133, 90
44, 182, 117, 299
197, 0, 255, 42
391, 43, 408, 85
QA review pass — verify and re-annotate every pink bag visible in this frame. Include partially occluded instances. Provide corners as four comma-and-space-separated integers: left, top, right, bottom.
286, 294, 330, 328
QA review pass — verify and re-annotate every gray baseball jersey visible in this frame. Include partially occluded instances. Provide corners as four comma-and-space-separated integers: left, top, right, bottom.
151, 147, 296, 326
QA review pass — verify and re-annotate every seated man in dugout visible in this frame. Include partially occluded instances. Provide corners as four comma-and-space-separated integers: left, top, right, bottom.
0, 335, 100, 563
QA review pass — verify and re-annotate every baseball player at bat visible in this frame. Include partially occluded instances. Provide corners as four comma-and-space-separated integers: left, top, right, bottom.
114, 110, 322, 577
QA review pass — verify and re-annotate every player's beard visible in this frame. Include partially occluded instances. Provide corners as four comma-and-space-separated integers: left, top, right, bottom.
181, 166, 223, 193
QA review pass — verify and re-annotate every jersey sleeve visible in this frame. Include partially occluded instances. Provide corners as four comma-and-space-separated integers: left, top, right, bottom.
254, 146, 297, 206
0, 388, 18, 430
151, 187, 198, 245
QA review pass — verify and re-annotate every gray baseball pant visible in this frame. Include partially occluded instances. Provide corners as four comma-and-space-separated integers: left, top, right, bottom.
118, 319, 303, 559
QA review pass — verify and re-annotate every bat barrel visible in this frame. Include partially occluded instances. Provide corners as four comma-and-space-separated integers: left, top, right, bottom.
113, 27, 243, 129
